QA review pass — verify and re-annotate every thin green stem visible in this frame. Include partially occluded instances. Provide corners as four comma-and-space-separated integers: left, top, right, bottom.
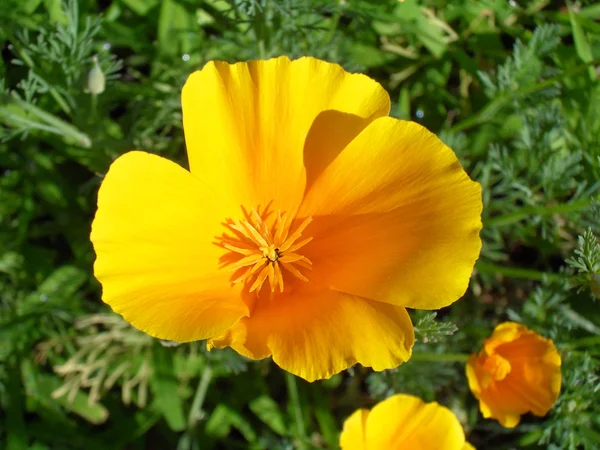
563, 335, 600, 349
187, 366, 213, 430
410, 352, 470, 363
0, 95, 91, 147
324, 10, 341, 47
90, 93, 98, 120
254, 8, 267, 59
484, 198, 592, 228
568, 349, 600, 357
476, 260, 562, 282
286, 373, 307, 450
257, 36, 266, 59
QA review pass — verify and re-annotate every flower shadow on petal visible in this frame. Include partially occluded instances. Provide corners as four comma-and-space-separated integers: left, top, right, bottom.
303, 110, 374, 194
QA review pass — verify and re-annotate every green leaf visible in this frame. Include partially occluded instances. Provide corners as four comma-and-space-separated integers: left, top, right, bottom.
561, 306, 600, 335
5, 361, 28, 450
249, 395, 286, 436
31, 372, 109, 425
21, 360, 106, 425
150, 348, 186, 431
581, 3, 600, 19
451, 48, 480, 78
0, 251, 24, 275
415, 18, 448, 58
227, 407, 258, 443
204, 403, 231, 438
413, 312, 458, 343
22, 265, 87, 311
120, 0, 158, 16
42, 0, 67, 23
22, 0, 44, 14
312, 392, 339, 448
0, 96, 91, 147
372, 20, 401, 36
395, 86, 411, 120
348, 43, 396, 68
49, 380, 109, 424
205, 404, 257, 442
394, 0, 420, 21
157, 0, 194, 56
568, 3, 596, 79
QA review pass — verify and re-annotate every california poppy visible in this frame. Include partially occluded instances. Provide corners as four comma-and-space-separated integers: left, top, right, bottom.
91, 56, 482, 381
466, 322, 561, 427
340, 393, 474, 450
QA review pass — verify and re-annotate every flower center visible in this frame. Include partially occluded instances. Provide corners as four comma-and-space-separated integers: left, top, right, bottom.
482, 353, 511, 382
217, 206, 313, 293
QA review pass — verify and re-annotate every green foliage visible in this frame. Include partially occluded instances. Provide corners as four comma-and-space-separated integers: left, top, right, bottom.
566, 228, 600, 298
1, 0, 599, 449
539, 353, 600, 450
413, 311, 458, 343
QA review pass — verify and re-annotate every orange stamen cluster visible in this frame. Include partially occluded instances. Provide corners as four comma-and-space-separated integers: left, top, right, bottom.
219, 208, 313, 293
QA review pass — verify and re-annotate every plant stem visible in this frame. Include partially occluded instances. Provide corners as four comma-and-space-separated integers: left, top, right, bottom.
286, 373, 307, 450
484, 198, 592, 228
476, 260, 562, 282
564, 335, 600, 349
410, 352, 470, 362
0, 95, 91, 147
90, 93, 98, 120
187, 366, 213, 430
254, 8, 266, 59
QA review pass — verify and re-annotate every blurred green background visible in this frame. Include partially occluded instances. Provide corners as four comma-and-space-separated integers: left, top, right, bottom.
1, 0, 599, 449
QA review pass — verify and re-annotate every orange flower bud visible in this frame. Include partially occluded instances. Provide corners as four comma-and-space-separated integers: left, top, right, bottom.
466, 322, 561, 428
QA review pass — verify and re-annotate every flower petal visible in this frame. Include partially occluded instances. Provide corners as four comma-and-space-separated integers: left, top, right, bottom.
498, 332, 562, 416
365, 394, 466, 449
467, 351, 526, 428
91, 151, 248, 342
182, 56, 390, 210
465, 354, 484, 396
299, 117, 482, 310
483, 321, 524, 354
339, 409, 369, 450
208, 287, 414, 382
303, 110, 376, 194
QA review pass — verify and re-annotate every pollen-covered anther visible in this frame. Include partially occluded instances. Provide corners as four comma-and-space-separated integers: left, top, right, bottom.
219, 208, 313, 293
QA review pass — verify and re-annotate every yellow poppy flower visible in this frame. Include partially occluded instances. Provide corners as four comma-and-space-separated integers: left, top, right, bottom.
466, 322, 562, 428
91, 56, 482, 381
340, 393, 474, 450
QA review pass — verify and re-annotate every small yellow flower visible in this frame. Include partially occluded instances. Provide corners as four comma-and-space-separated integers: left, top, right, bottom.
340, 394, 474, 450
91, 56, 482, 381
466, 322, 562, 428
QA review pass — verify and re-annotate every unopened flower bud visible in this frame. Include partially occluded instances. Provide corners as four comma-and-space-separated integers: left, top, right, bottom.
87, 56, 105, 95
